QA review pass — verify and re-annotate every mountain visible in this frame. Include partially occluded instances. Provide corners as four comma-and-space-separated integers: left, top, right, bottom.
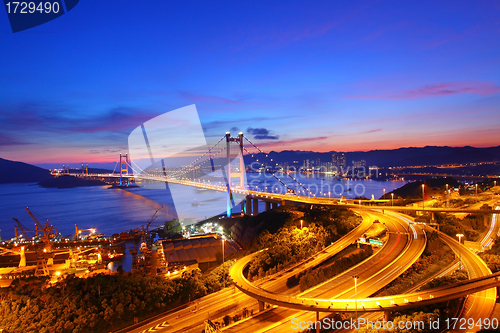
243, 146, 500, 168
0, 158, 53, 184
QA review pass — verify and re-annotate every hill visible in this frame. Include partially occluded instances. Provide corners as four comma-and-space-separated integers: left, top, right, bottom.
243, 145, 500, 168
0, 158, 52, 184
389, 177, 461, 199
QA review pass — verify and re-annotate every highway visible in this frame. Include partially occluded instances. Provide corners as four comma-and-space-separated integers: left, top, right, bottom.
224, 210, 426, 332
226, 211, 500, 333
343, 205, 499, 333
124, 209, 375, 333
436, 229, 497, 333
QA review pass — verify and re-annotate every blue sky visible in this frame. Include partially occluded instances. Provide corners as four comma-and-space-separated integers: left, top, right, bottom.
1, 0, 499, 165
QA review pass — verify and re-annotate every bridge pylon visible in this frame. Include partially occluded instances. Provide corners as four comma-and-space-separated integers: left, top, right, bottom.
119, 153, 131, 186
224, 132, 246, 217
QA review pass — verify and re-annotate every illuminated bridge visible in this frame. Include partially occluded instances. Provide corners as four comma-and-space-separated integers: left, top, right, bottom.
60, 132, 499, 218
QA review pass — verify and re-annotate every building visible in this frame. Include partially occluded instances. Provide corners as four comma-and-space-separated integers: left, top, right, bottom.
353, 160, 366, 168
161, 236, 238, 271
332, 153, 346, 169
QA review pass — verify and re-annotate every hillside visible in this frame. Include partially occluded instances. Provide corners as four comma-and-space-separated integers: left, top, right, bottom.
0, 158, 52, 184
243, 145, 500, 168
388, 177, 461, 199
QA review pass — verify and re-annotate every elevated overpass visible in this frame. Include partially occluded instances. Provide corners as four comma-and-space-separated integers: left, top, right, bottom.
230, 248, 500, 314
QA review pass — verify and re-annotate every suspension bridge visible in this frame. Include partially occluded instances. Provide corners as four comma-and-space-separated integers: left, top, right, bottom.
57, 132, 499, 219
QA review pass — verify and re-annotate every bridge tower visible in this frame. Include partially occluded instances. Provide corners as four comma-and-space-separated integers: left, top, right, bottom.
225, 132, 246, 217
119, 153, 130, 186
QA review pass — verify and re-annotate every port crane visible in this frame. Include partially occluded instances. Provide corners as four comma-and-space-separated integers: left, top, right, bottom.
24, 207, 57, 245
141, 206, 163, 246
74, 225, 96, 240
12, 218, 38, 240
24, 207, 58, 276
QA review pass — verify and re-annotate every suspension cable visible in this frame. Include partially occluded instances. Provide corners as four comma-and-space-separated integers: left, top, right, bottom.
242, 146, 298, 195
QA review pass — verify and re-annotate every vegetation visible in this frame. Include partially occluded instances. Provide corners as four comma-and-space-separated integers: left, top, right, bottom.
0, 258, 236, 333
246, 205, 360, 279
436, 213, 488, 241
387, 177, 461, 200
420, 270, 468, 290
480, 237, 500, 273
298, 246, 373, 291
355, 310, 440, 333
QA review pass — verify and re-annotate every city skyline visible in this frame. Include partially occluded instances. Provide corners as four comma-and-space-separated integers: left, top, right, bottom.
1, 1, 500, 164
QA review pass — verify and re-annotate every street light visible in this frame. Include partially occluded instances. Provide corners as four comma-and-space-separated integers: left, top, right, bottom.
391, 193, 394, 206
383, 188, 386, 199
222, 238, 225, 288
446, 184, 449, 208
422, 184, 425, 210
475, 183, 478, 196
456, 233, 464, 269
352, 275, 359, 319
300, 220, 303, 229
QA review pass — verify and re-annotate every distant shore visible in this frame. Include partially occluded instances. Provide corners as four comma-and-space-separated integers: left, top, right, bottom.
38, 175, 108, 189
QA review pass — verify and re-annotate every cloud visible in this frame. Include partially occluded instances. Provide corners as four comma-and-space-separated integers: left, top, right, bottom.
0, 133, 31, 146
346, 82, 500, 100
252, 136, 329, 149
180, 91, 246, 105
0, 103, 159, 135
247, 127, 279, 140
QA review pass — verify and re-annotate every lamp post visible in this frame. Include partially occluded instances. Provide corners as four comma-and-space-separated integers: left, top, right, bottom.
422, 184, 425, 211
456, 233, 464, 269
353, 275, 359, 319
222, 238, 225, 288
446, 184, 449, 208
475, 184, 478, 196
383, 188, 386, 199
391, 193, 394, 206
300, 220, 303, 229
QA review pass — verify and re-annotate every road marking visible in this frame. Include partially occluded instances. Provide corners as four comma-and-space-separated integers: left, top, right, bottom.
139, 321, 170, 333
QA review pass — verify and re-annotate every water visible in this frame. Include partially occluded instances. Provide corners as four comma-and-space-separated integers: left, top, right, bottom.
0, 174, 406, 241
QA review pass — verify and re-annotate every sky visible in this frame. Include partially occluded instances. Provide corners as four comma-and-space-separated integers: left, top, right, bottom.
1, 0, 499, 166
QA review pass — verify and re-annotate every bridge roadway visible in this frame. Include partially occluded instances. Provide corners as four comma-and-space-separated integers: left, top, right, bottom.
435, 228, 497, 332
125, 209, 375, 333
224, 211, 425, 332
129, 176, 500, 215
73, 173, 499, 214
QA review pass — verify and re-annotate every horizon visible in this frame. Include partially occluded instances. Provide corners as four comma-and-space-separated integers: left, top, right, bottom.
1, 1, 499, 164
2, 142, 500, 169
